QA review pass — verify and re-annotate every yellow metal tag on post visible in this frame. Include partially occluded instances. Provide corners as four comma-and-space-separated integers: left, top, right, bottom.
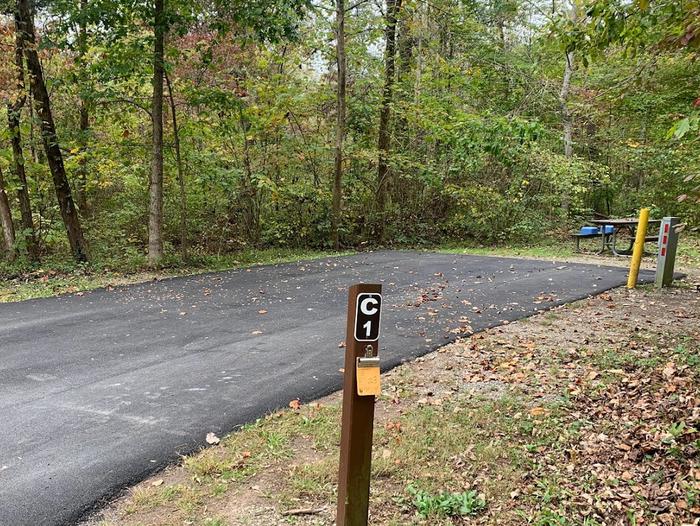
356, 357, 381, 396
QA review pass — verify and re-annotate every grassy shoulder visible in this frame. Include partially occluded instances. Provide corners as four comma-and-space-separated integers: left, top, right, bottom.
436, 235, 700, 270
0, 248, 352, 303
92, 282, 700, 526
2, 236, 698, 304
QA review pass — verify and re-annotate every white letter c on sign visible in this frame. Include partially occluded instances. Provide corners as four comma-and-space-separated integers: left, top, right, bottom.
360, 297, 379, 316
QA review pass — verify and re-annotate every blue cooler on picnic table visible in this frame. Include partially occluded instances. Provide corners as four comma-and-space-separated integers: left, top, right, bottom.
579, 225, 614, 235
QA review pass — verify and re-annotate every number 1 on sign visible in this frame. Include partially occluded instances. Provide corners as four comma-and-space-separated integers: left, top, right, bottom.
354, 292, 382, 342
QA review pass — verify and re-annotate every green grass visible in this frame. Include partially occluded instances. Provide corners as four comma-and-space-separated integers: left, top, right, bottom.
103, 394, 556, 524
103, 404, 341, 524
3, 234, 698, 304
677, 236, 700, 267
435, 240, 578, 260
437, 234, 700, 267
0, 248, 352, 303
407, 485, 487, 518
674, 340, 700, 371
287, 458, 336, 499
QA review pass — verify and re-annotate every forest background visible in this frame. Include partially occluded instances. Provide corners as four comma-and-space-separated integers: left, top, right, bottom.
0, 0, 697, 274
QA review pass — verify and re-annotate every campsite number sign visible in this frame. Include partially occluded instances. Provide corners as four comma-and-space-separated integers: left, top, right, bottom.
354, 293, 382, 342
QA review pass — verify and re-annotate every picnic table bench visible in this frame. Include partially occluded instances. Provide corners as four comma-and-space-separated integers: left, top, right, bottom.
573, 218, 661, 256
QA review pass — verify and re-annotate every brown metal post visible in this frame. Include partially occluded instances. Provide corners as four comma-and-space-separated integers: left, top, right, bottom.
336, 283, 382, 526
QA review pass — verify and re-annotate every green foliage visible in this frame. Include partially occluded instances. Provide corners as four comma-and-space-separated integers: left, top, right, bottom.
407, 484, 486, 518
1, 0, 698, 268
534, 508, 570, 526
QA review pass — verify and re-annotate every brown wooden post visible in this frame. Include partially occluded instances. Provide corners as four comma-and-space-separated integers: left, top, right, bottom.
336, 283, 382, 526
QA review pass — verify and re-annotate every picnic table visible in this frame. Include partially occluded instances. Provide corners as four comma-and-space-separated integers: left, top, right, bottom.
589, 218, 661, 256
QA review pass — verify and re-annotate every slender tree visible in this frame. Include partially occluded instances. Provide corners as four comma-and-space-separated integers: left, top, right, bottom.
165, 70, 187, 257
0, 166, 16, 259
76, 0, 90, 214
17, 0, 87, 261
148, 0, 165, 265
559, 0, 579, 214
331, 0, 347, 250
560, 50, 574, 159
8, 9, 37, 260
395, 5, 413, 148
375, 0, 402, 240
239, 104, 260, 244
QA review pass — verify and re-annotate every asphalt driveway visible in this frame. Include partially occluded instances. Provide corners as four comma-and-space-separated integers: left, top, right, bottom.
0, 251, 654, 525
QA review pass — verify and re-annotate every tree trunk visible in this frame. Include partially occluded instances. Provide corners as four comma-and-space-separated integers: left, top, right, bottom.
0, 166, 16, 259
77, 0, 89, 214
414, 0, 426, 102
559, 50, 574, 214
8, 9, 38, 261
559, 0, 579, 215
17, 0, 87, 262
148, 0, 165, 266
28, 88, 38, 163
239, 106, 259, 245
331, 0, 347, 251
165, 70, 187, 257
395, 7, 413, 142
560, 51, 574, 159
78, 100, 89, 214
376, 0, 402, 241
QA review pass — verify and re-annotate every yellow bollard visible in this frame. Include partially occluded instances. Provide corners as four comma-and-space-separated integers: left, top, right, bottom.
627, 208, 650, 289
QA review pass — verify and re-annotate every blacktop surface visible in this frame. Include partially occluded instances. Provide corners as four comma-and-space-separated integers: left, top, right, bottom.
0, 251, 655, 525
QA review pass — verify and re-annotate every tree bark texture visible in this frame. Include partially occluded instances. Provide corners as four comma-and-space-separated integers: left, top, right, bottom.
239, 106, 260, 245
395, 7, 413, 145
8, 9, 38, 261
77, 0, 89, 214
165, 70, 187, 257
559, 50, 574, 214
375, 0, 402, 240
0, 167, 16, 259
17, 0, 87, 261
560, 51, 574, 159
148, 0, 165, 265
332, 0, 347, 250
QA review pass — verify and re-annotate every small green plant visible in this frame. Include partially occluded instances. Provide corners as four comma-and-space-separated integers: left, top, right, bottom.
534, 508, 569, 526
212, 483, 228, 496
668, 421, 686, 439
666, 421, 697, 441
673, 343, 700, 369
686, 486, 699, 508
534, 479, 563, 504
261, 430, 287, 456
407, 484, 486, 518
